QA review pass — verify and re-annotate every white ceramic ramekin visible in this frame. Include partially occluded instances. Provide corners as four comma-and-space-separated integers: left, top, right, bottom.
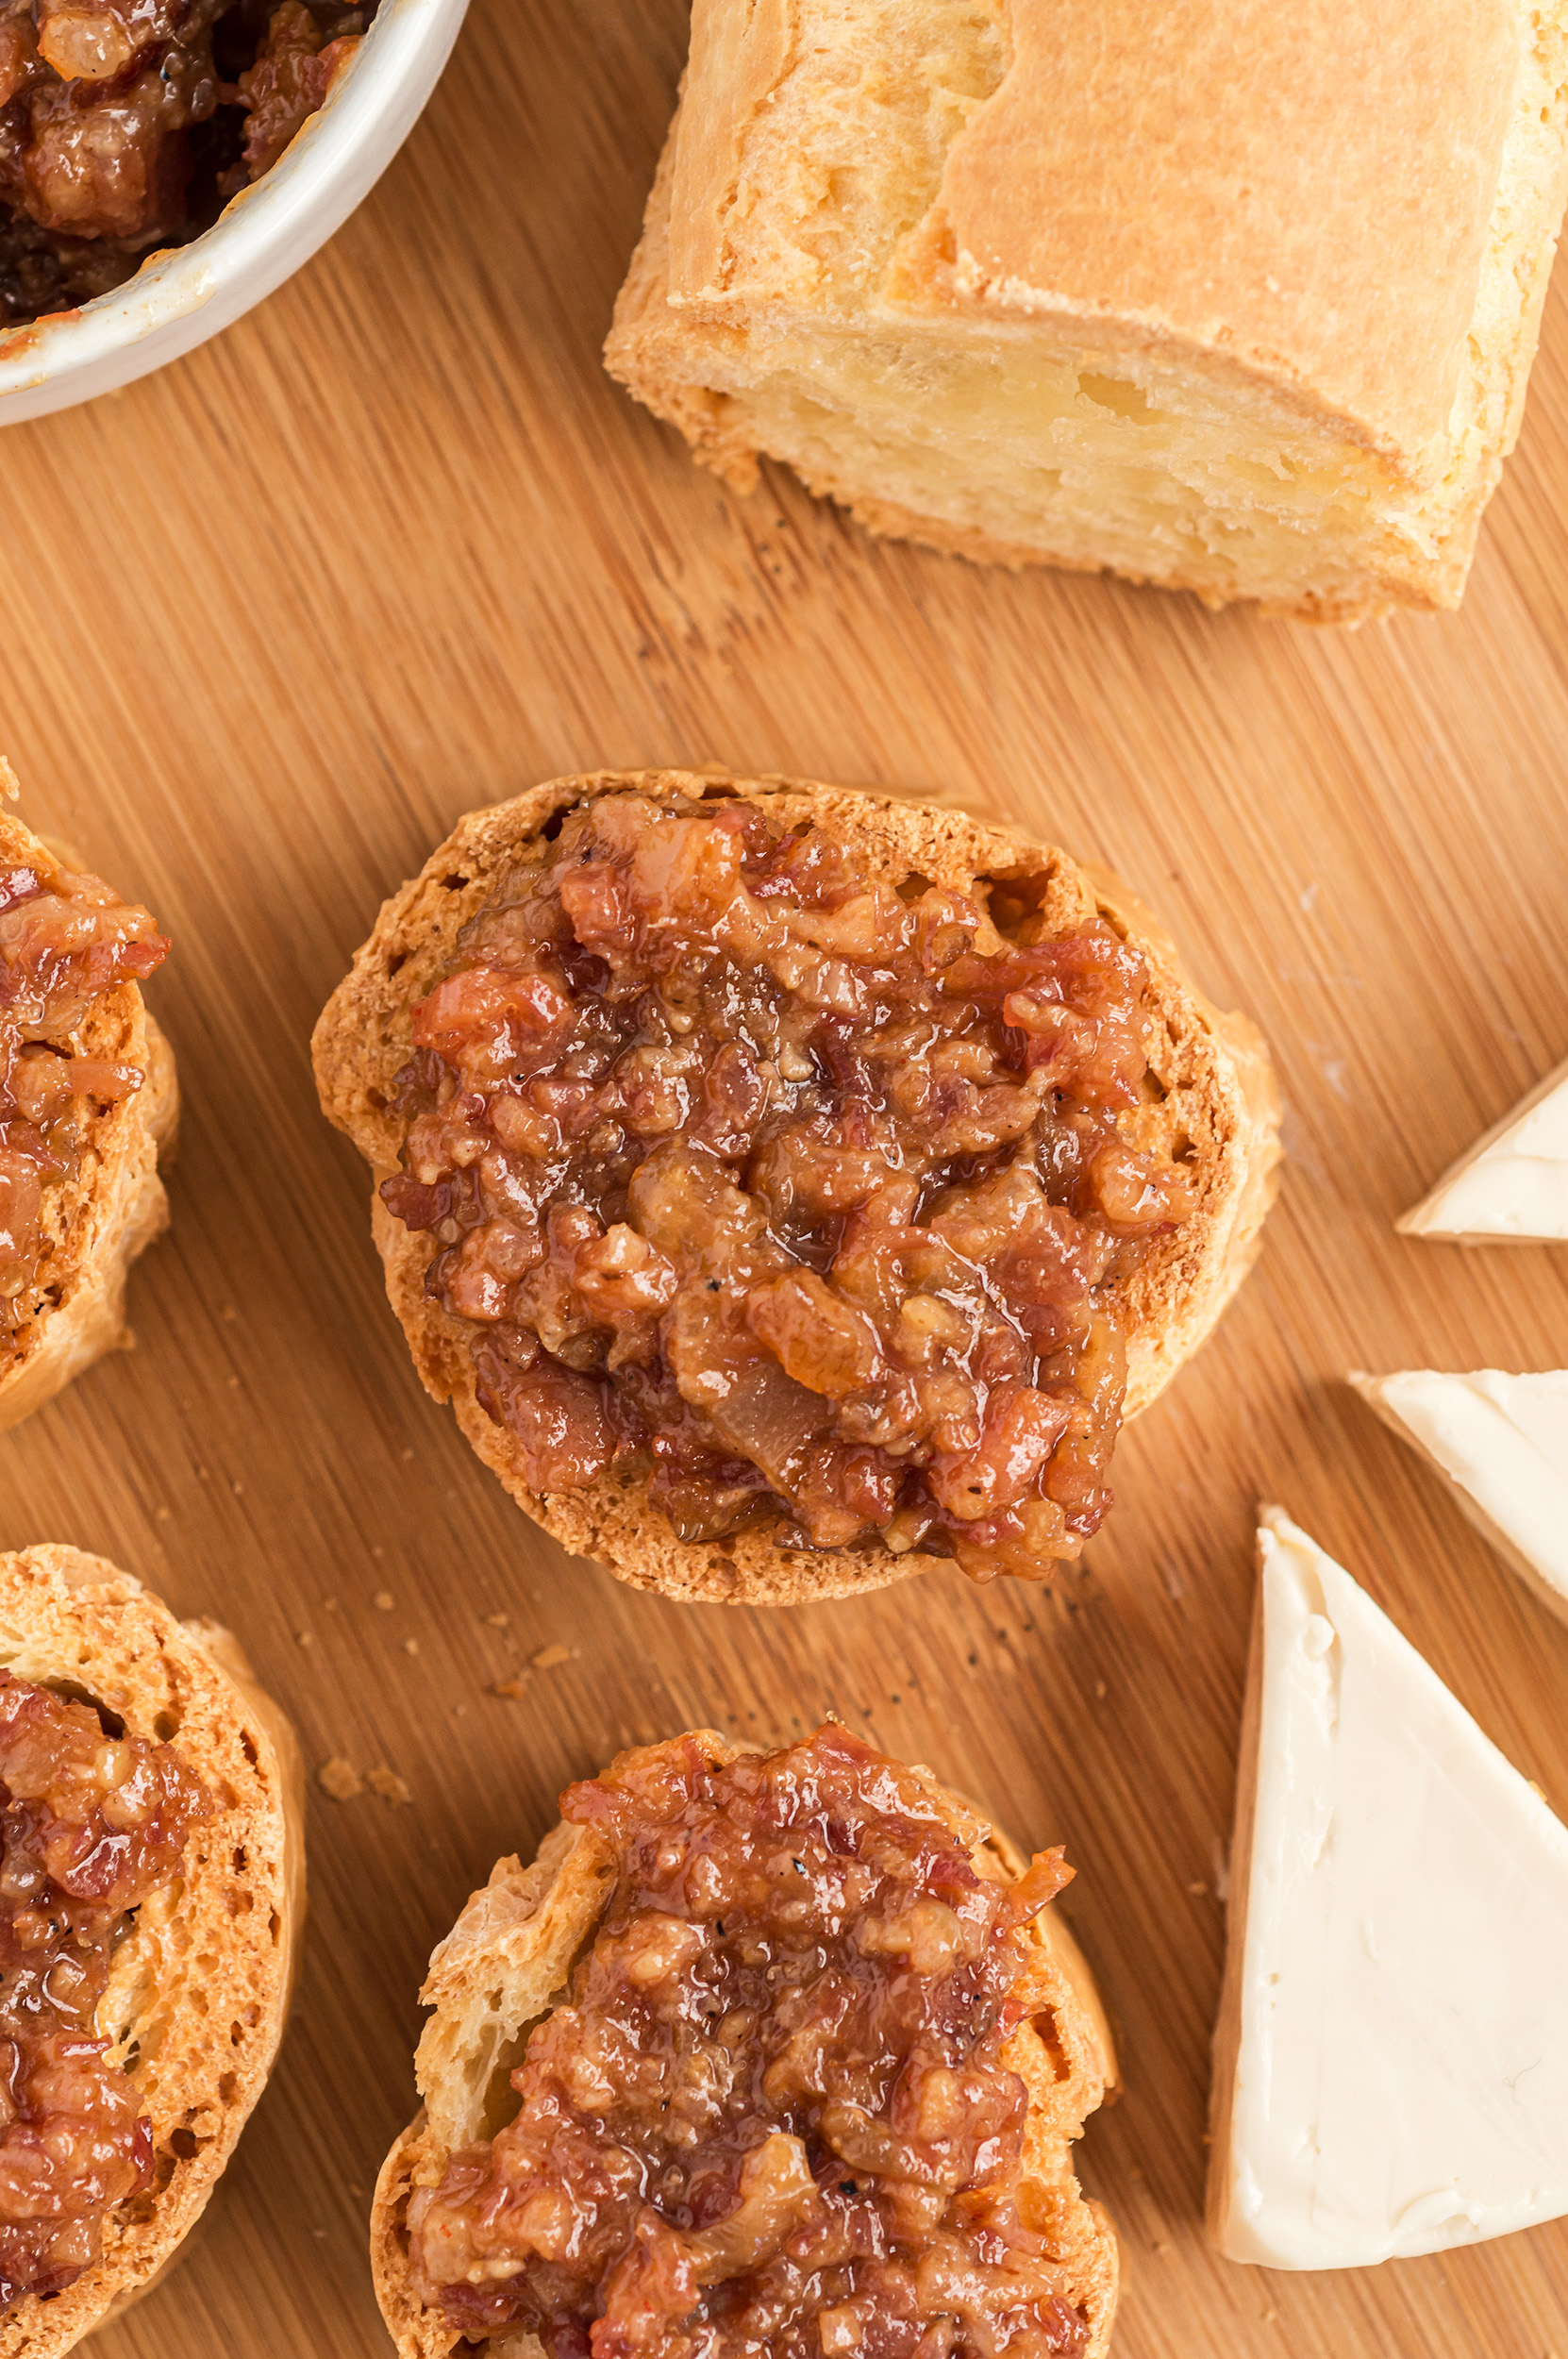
0, 0, 468, 427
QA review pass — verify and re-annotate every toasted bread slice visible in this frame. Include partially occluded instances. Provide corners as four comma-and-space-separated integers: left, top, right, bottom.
0, 1544, 303, 2355
0, 807, 177, 1434
370, 1730, 1119, 2359
313, 767, 1279, 1602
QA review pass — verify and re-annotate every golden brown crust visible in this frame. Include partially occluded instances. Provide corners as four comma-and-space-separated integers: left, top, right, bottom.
312, 768, 1279, 1604
370, 1732, 1119, 2359
0, 809, 176, 1434
0, 1544, 302, 2357
606, 1, 1568, 620
915, 0, 1522, 476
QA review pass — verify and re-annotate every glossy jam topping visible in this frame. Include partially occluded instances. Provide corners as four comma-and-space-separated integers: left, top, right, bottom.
0, 855, 167, 1345
409, 1727, 1089, 2359
0, 1670, 210, 2309
382, 792, 1193, 1579
0, 0, 376, 327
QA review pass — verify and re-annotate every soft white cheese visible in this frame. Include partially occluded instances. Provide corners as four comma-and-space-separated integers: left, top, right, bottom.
1352, 1369, 1568, 1627
1209, 1509, 1568, 2269
1399, 1055, 1568, 1240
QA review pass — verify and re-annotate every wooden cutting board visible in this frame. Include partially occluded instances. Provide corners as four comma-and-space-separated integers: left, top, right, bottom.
2, 1, 1567, 2351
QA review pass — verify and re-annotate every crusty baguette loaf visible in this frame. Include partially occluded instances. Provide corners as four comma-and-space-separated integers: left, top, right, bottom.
0, 808, 177, 1434
0, 1544, 303, 2356
371, 1730, 1120, 2359
606, 0, 1568, 622
313, 767, 1277, 1602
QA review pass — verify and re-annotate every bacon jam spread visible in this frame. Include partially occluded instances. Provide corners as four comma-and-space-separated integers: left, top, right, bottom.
382, 792, 1194, 1581
0, 0, 377, 327
0, 1669, 209, 2308
0, 854, 167, 1347
409, 1727, 1092, 2359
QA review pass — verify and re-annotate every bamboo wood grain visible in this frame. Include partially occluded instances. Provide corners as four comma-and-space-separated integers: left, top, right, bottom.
0, 2, 1565, 2351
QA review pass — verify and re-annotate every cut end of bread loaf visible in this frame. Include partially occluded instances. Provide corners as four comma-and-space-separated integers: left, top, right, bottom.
0, 1545, 303, 2358
312, 767, 1279, 1605
607, 0, 1568, 621
370, 1731, 1120, 2359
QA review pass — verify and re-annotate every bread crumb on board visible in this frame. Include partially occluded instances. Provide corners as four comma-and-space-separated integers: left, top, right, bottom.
317, 1757, 412, 1807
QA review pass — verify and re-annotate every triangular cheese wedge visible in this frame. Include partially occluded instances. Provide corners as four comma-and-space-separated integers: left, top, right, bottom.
1208, 1509, 1568, 2268
1399, 1055, 1568, 1240
1352, 1369, 1568, 1629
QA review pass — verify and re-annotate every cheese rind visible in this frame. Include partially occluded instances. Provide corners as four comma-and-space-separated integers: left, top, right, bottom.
1352, 1368, 1568, 1627
1208, 1509, 1568, 2268
1399, 1055, 1568, 1240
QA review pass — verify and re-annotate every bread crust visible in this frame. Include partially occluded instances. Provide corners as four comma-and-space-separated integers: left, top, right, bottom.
901, 0, 1526, 479
606, 0, 1568, 620
312, 768, 1279, 1603
370, 1731, 1120, 2359
0, 1544, 304, 2356
0, 810, 177, 1433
